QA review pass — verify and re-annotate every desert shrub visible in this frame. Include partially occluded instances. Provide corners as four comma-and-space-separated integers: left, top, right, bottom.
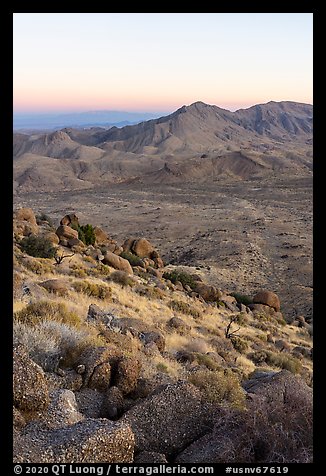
107, 270, 135, 287
120, 251, 144, 267
14, 300, 82, 328
195, 353, 220, 371
230, 292, 253, 306
163, 270, 196, 289
18, 256, 53, 275
206, 391, 312, 463
168, 299, 201, 318
36, 213, 55, 228
14, 320, 106, 369
71, 223, 96, 246
189, 368, 245, 409
20, 235, 57, 259
231, 336, 249, 354
249, 350, 302, 374
185, 338, 210, 354
235, 312, 249, 326
68, 264, 87, 278
135, 285, 165, 300
72, 280, 111, 300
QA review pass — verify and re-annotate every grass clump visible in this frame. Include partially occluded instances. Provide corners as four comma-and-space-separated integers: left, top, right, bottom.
14, 300, 82, 328
107, 270, 135, 287
249, 350, 302, 374
120, 251, 144, 267
195, 353, 221, 371
231, 336, 249, 354
20, 235, 57, 259
163, 269, 196, 289
189, 368, 245, 409
156, 362, 169, 373
72, 280, 111, 300
231, 292, 253, 306
168, 299, 201, 318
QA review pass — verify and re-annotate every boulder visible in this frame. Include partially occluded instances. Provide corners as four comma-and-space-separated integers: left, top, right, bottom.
13, 344, 49, 412
45, 370, 83, 393
142, 331, 165, 353
13, 406, 26, 430
75, 389, 105, 418
122, 381, 211, 455
60, 213, 79, 228
153, 256, 164, 268
68, 237, 85, 248
43, 232, 60, 246
13, 419, 135, 463
42, 390, 84, 429
114, 356, 141, 395
253, 290, 281, 312
87, 303, 107, 322
122, 238, 136, 253
193, 282, 222, 302
134, 451, 168, 463
167, 316, 191, 334
101, 386, 124, 420
249, 303, 275, 315
76, 346, 117, 389
39, 279, 70, 296
13, 208, 39, 236
132, 238, 155, 258
93, 226, 109, 244
103, 251, 133, 275
56, 225, 79, 242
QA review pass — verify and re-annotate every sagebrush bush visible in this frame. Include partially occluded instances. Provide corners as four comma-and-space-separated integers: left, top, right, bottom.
107, 270, 135, 287
163, 270, 196, 289
195, 353, 221, 371
20, 235, 57, 259
120, 251, 144, 267
72, 280, 111, 300
189, 368, 245, 409
14, 300, 82, 327
168, 299, 201, 318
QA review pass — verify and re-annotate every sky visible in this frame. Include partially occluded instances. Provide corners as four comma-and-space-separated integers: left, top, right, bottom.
13, 13, 313, 114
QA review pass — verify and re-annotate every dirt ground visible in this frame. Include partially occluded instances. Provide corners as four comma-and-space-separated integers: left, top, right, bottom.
14, 175, 312, 321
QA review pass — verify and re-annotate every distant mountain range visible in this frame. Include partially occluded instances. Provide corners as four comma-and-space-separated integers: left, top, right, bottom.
13, 110, 166, 131
13, 100, 313, 193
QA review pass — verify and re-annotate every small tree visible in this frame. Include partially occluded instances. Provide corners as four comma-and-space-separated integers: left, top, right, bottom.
225, 315, 241, 339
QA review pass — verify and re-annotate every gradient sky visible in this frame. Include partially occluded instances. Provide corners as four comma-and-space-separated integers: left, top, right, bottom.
13, 13, 313, 114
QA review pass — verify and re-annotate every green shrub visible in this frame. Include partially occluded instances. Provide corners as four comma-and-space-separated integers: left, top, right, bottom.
189, 368, 245, 409
195, 353, 221, 371
163, 270, 196, 289
231, 336, 249, 354
156, 362, 169, 373
249, 350, 302, 374
20, 235, 57, 259
14, 300, 81, 327
168, 299, 201, 318
72, 280, 111, 299
230, 292, 253, 306
120, 251, 144, 267
71, 223, 96, 245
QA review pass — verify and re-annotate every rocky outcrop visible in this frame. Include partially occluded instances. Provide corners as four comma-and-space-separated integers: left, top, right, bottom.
60, 213, 79, 228
13, 344, 49, 412
102, 251, 133, 275
132, 238, 155, 258
13, 208, 39, 236
122, 381, 211, 454
114, 356, 141, 395
253, 290, 281, 312
76, 346, 117, 391
55, 225, 79, 242
14, 419, 135, 463
42, 390, 84, 429
142, 331, 166, 353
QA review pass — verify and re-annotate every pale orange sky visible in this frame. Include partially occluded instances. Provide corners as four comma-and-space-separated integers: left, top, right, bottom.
13, 13, 313, 114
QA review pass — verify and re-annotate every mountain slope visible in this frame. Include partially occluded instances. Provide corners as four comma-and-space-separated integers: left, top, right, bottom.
13, 101, 313, 192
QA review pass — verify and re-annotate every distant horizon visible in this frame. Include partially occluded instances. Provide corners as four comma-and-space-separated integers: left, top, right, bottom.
13, 98, 313, 118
